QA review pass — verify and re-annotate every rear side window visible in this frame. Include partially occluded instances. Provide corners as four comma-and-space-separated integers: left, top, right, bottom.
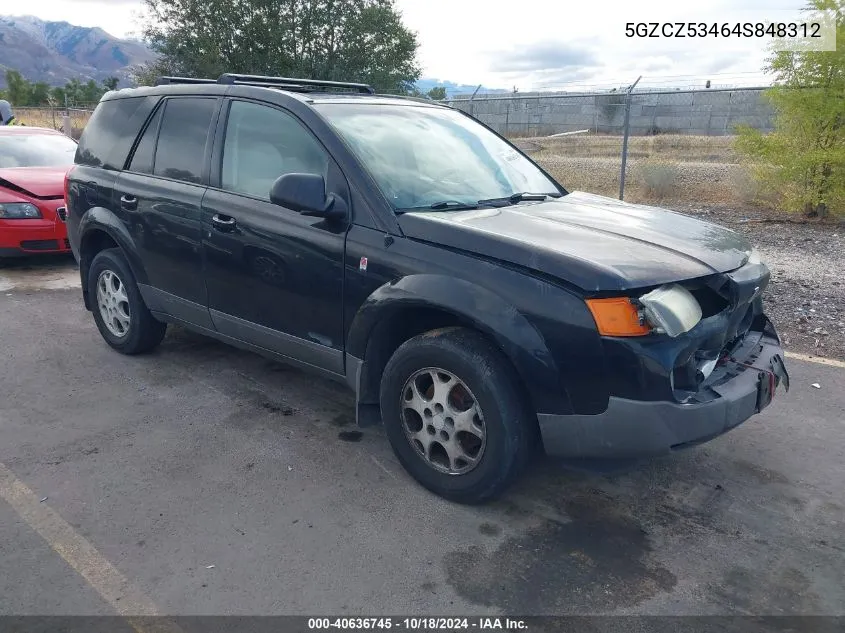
75, 97, 156, 170
128, 105, 164, 174
153, 98, 216, 184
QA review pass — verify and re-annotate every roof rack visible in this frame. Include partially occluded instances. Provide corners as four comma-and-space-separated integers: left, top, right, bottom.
155, 74, 375, 94
216, 74, 375, 94
155, 76, 218, 86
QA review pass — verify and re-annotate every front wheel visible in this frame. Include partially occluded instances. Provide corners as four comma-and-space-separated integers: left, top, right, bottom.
379, 327, 534, 504
88, 248, 166, 355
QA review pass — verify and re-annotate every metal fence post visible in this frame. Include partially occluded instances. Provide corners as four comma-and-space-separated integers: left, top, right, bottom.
618, 76, 641, 201
468, 84, 481, 119
505, 100, 510, 137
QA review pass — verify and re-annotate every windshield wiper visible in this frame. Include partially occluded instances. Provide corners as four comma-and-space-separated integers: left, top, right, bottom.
476, 192, 559, 206
427, 200, 479, 211
395, 201, 480, 213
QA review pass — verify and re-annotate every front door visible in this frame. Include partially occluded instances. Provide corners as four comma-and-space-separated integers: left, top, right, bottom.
201, 99, 348, 374
116, 96, 219, 328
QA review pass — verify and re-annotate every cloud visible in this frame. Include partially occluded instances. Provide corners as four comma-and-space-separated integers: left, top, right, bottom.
490, 42, 600, 73
702, 54, 747, 75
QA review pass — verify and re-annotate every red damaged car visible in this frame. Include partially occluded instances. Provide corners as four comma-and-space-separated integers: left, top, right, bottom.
0, 126, 77, 258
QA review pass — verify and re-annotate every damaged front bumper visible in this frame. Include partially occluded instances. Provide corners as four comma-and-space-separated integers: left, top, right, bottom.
538, 319, 790, 460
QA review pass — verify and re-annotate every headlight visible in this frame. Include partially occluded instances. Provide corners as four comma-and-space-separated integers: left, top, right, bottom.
747, 247, 764, 265
0, 202, 41, 219
638, 284, 702, 338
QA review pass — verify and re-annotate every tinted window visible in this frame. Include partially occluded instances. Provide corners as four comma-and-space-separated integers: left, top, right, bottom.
75, 97, 156, 170
221, 101, 328, 200
153, 98, 216, 184
0, 133, 77, 168
128, 105, 164, 174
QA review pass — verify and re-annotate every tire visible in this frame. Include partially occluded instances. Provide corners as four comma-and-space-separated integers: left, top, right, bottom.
379, 327, 534, 504
88, 248, 166, 355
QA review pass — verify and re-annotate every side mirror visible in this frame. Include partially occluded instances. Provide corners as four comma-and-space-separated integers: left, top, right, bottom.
269, 173, 347, 220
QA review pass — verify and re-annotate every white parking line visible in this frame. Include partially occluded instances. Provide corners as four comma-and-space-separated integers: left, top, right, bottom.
0, 461, 182, 632
785, 352, 845, 369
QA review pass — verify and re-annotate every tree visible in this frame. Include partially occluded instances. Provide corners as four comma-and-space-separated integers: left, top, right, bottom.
1, 69, 112, 107
427, 86, 447, 101
64, 78, 84, 105
82, 79, 103, 103
5, 70, 32, 106
140, 0, 421, 93
50, 86, 67, 107
736, 0, 845, 217
30, 82, 51, 105
103, 76, 120, 92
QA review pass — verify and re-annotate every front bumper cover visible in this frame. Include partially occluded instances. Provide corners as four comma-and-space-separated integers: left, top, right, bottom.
538, 329, 789, 459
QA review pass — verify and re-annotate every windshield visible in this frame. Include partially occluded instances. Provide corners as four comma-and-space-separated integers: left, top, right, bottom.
0, 133, 77, 168
318, 103, 561, 210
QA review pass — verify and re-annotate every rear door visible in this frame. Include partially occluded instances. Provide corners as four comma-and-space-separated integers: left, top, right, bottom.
201, 98, 349, 374
116, 96, 221, 328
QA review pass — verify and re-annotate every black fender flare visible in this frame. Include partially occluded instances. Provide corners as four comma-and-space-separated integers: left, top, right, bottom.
346, 274, 572, 415
77, 207, 147, 307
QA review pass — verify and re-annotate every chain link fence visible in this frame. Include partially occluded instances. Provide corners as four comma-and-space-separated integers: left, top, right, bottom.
447, 88, 774, 205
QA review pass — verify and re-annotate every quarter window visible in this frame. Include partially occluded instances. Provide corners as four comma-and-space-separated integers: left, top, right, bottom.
128, 105, 163, 174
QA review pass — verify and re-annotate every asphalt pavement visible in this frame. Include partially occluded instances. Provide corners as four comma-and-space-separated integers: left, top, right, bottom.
1, 256, 843, 618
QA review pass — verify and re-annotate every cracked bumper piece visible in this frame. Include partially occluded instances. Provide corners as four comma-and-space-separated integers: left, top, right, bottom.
538, 336, 788, 459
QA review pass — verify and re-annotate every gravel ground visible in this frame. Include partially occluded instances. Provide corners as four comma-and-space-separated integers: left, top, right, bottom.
672, 203, 845, 361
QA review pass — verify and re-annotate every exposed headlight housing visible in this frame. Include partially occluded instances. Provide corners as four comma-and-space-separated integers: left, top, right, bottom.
638, 284, 702, 338
747, 247, 763, 265
0, 202, 41, 219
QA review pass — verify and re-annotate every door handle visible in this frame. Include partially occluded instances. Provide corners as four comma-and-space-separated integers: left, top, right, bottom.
120, 195, 138, 211
211, 214, 237, 232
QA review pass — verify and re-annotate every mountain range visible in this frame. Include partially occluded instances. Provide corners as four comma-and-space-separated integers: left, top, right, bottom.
0, 15, 154, 88
415, 78, 508, 98
0, 15, 504, 96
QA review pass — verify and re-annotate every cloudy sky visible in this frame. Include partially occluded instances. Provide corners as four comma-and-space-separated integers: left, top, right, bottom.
12, 0, 812, 90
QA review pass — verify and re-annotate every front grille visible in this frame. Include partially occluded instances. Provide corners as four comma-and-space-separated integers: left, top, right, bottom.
20, 239, 60, 251
56, 207, 68, 222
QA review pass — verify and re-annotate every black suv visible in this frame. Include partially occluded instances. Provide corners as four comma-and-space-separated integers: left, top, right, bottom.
66, 74, 789, 503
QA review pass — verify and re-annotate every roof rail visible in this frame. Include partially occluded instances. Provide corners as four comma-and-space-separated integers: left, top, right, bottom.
217, 74, 375, 94
155, 76, 217, 86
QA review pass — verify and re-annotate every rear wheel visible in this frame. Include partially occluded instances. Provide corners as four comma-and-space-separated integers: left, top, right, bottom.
88, 248, 166, 355
379, 327, 533, 504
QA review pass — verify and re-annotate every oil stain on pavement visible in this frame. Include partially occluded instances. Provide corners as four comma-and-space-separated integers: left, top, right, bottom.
445, 492, 677, 613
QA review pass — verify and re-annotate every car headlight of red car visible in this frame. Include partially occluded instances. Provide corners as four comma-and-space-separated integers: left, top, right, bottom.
0, 202, 42, 219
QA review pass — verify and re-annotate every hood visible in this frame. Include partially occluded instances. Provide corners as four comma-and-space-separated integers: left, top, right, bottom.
0, 166, 68, 199
397, 191, 752, 292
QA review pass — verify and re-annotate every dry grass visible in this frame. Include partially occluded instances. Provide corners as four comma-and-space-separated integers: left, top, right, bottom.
521, 133, 768, 208
15, 107, 92, 140
521, 133, 738, 163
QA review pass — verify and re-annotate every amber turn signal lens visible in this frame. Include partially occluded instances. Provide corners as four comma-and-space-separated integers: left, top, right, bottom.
586, 297, 651, 337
